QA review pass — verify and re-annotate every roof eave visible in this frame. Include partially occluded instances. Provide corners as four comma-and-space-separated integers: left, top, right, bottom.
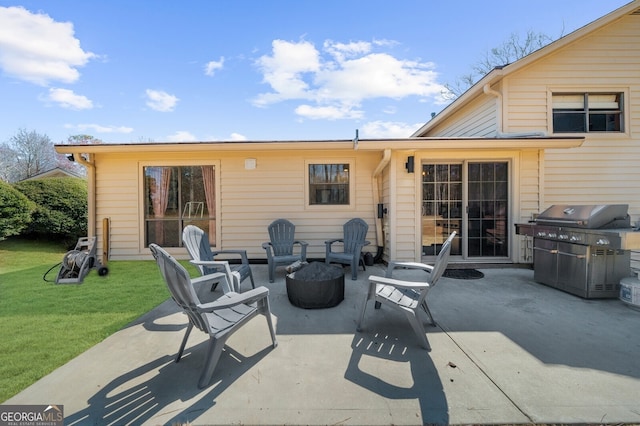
55, 137, 585, 155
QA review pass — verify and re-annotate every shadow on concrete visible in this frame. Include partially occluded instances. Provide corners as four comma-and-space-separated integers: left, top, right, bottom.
345, 332, 448, 424
64, 341, 273, 425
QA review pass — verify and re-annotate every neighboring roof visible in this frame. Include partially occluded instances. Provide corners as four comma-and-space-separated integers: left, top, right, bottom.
20, 167, 85, 181
411, 0, 640, 137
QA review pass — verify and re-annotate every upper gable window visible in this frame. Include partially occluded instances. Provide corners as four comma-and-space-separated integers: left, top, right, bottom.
552, 93, 623, 133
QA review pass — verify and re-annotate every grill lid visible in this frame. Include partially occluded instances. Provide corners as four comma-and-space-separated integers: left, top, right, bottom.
536, 204, 629, 229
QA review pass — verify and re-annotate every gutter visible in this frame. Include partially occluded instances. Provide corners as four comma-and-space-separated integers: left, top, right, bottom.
372, 149, 392, 261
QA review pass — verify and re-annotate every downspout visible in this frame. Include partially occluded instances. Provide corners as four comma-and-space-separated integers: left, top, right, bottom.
73, 153, 96, 238
372, 149, 392, 262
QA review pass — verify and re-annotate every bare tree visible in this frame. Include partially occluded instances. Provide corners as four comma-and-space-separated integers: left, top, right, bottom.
444, 30, 558, 99
0, 131, 104, 182
0, 129, 57, 182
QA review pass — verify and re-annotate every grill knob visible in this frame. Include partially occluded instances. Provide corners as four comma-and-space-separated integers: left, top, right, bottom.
570, 235, 581, 242
548, 233, 557, 238
537, 231, 546, 237
558, 234, 569, 240
596, 238, 610, 245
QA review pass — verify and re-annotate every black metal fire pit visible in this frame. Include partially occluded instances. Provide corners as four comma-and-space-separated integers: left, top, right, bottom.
286, 262, 344, 309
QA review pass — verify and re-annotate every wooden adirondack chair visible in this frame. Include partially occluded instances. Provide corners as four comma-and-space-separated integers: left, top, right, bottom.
183, 225, 255, 292
325, 218, 370, 280
149, 243, 277, 388
261, 219, 308, 282
356, 231, 456, 350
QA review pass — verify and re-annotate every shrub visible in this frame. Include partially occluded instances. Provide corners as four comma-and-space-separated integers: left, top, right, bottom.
14, 178, 88, 245
0, 180, 35, 240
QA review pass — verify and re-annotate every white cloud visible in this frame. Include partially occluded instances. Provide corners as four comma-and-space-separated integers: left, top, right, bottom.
253, 39, 320, 106
360, 120, 423, 138
47, 88, 93, 109
295, 104, 363, 120
145, 89, 179, 112
64, 123, 133, 134
0, 6, 95, 85
166, 131, 197, 142
253, 38, 447, 120
204, 57, 224, 76
229, 132, 247, 141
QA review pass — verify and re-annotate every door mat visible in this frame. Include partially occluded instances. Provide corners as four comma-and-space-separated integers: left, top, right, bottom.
443, 269, 484, 280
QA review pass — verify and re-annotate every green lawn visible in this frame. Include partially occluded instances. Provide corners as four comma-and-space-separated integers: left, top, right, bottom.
0, 238, 175, 402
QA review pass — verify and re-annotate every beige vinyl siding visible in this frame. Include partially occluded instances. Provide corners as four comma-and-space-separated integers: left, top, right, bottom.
516, 150, 542, 262
95, 154, 140, 259
392, 152, 418, 260
426, 94, 499, 137
95, 149, 379, 261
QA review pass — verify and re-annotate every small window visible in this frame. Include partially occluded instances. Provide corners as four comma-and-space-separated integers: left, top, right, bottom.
308, 163, 350, 205
552, 92, 623, 133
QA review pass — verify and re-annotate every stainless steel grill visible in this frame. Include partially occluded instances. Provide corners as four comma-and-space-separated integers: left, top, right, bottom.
516, 204, 640, 299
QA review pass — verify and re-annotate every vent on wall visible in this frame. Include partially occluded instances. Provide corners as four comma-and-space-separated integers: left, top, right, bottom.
631, 7, 640, 15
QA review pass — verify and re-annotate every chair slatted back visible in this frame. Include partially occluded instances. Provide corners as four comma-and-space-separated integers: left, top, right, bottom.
268, 219, 296, 256
427, 231, 456, 288
150, 243, 208, 332
183, 225, 217, 276
343, 218, 368, 254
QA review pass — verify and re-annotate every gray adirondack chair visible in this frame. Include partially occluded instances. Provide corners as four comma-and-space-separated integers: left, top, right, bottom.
149, 243, 277, 388
262, 219, 308, 282
183, 225, 255, 292
356, 231, 456, 350
325, 218, 370, 280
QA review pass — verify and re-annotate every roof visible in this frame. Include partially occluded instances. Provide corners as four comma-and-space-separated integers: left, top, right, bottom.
411, 0, 640, 137
54, 137, 585, 155
20, 167, 85, 181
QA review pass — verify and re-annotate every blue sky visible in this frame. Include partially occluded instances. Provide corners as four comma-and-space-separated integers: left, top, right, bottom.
0, 1, 630, 144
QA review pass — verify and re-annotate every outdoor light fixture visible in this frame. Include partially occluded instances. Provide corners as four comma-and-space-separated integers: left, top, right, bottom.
405, 155, 415, 173
377, 203, 388, 218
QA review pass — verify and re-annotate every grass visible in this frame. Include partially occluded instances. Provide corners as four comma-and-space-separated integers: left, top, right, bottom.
0, 237, 177, 402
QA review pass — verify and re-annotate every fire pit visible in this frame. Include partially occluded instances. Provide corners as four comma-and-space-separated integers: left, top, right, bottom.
286, 262, 344, 309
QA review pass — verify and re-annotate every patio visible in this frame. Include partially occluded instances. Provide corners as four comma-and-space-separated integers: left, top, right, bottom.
7, 264, 640, 425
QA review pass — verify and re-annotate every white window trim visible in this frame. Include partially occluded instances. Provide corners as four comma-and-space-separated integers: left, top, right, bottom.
304, 158, 356, 211
547, 87, 630, 137
138, 160, 221, 254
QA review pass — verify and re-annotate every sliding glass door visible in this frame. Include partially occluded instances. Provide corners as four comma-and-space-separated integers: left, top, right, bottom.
421, 161, 509, 259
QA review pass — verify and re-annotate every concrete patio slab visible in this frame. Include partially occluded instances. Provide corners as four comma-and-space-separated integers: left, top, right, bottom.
6, 264, 640, 425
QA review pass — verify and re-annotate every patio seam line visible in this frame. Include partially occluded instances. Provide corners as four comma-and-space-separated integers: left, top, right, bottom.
437, 324, 534, 422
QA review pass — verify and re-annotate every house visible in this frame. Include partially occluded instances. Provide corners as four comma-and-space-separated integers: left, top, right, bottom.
55, 0, 639, 267
19, 167, 84, 181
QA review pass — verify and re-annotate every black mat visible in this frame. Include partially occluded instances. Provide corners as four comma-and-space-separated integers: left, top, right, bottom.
443, 269, 484, 280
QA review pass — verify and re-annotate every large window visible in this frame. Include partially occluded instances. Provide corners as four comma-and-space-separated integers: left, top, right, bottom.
552, 93, 623, 133
144, 165, 216, 247
308, 163, 350, 205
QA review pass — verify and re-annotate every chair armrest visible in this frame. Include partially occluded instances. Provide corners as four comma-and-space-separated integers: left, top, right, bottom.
387, 261, 434, 272
369, 274, 430, 290
191, 271, 228, 289
211, 249, 249, 264
293, 240, 308, 247
197, 286, 270, 311
324, 238, 343, 245
190, 260, 237, 292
